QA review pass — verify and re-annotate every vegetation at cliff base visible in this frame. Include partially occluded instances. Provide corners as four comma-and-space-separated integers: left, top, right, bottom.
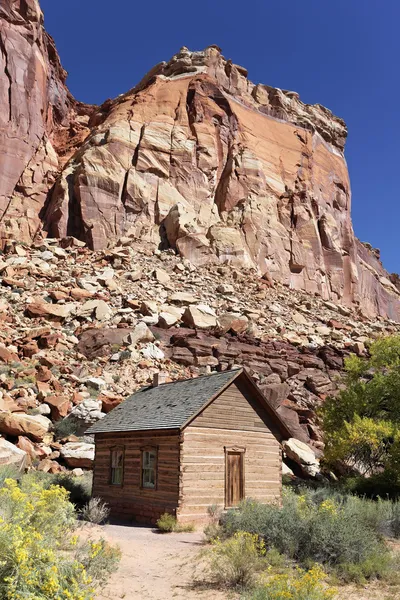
322, 335, 400, 494
0, 475, 120, 600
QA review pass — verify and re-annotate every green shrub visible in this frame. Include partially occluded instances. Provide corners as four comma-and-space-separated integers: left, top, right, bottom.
0, 477, 120, 599
244, 565, 336, 600
221, 489, 393, 581
53, 416, 80, 439
208, 531, 267, 589
51, 472, 93, 507
156, 512, 195, 533
204, 522, 223, 543
0, 465, 19, 488
264, 547, 287, 570
157, 512, 177, 532
322, 335, 400, 482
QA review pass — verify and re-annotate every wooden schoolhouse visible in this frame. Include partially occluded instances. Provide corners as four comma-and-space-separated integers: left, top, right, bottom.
88, 368, 291, 524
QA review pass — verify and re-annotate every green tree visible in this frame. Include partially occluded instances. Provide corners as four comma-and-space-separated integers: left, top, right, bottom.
322, 336, 400, 479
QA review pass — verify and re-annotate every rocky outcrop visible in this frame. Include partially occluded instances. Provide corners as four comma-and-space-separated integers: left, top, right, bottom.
0, 0, 92, 244
0, 235, 399, 473
0, 1, 398, 319
40, 44, 400, 320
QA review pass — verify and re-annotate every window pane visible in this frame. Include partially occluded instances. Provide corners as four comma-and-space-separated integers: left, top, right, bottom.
141, 449, 156, 488
111, 449, 124, 485
112, 467, 122, 485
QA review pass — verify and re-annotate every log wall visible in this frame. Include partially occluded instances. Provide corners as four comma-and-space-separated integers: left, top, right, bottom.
177, 381, 282, 523
92, 429, 180, 523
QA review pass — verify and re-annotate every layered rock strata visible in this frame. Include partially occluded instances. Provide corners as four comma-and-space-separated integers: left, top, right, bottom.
43, 45, 400, 319
1, 1, 399, 320
0, 0, 92, 243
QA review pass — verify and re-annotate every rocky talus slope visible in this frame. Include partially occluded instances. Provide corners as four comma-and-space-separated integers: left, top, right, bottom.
0, 236, 399, 475
1, 1, 399, 320
1, 1, 400, 477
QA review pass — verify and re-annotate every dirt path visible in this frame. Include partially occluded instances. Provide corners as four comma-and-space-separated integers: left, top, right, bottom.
96, 524, 233, 600
94, 524, 400, 600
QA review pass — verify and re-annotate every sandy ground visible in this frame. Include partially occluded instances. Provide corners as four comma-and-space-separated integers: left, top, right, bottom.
93, 523, 400, 600
95, 523, 233, 600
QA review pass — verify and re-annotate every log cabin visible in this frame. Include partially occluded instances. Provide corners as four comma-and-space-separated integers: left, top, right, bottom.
88, 368, 291, 525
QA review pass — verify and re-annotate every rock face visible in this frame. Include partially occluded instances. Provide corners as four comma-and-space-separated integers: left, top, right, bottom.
0, 1, 399, 322
0, 437, 27, 468
39, 44, 398, 319
0, 0, 92, 244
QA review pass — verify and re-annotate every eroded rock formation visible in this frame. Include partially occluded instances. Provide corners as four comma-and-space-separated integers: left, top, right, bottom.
1, 3, 399, 320
0, 0, 92, 243
42, 45, 400, 319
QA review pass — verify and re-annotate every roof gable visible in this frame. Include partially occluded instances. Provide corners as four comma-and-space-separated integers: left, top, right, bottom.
87, 369, 242, 434
88, 368, 291, 439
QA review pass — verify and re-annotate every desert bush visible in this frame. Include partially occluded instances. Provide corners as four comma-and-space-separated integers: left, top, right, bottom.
156, 512, 195, 533
245, 565, 336, 600
81, 497, 110, 524
208, 531, 267, 589
0, 465, 19, 488
157, 512, 177, 532
204, 522, 223, 542
221, 489, 394, 581
0, 477, 120, 599
52, 471, 93, 507
53, 416, 80, 439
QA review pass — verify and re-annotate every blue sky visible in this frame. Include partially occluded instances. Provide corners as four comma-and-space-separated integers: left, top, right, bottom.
41, 0, 400, 273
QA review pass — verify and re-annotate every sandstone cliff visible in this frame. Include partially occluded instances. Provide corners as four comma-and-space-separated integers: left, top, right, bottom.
0, 0, 92, 243
1, 3, 399, 320
43, 45, 400, 320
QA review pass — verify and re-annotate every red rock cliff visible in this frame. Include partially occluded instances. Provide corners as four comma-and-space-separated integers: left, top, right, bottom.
0, 0, 91, 242
0, 5, 399, 320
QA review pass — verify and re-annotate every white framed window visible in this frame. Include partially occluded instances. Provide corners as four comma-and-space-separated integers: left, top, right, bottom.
141, 447, 157, 489
110, 447, 124, 486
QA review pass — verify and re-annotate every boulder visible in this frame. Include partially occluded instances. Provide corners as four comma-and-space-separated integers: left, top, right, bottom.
182, 304, 217, 329
25, 302, 74, 320
283, 438, 321, 478
45, 395, 70, 420
77, 299, 112, 321
158, 305, 184, 329
17, 436, 47, 461
100, 394, 124, 414
262, 383, 290, 409
141, 343, 165, 360
0, 437, 27, 469
37, 458, 62, 473
127, 322, 155, 346
77, 328, 133, 359
0, 412, 51, 442
168, 292, 198, 305
218, 313, 249, 335
60, 442, 95, 468
67, 399, 105, 435
154, 268, 171, 285
0, 346, 19, 363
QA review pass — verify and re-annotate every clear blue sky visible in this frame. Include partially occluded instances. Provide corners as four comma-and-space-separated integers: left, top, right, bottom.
41, 0, 400, 274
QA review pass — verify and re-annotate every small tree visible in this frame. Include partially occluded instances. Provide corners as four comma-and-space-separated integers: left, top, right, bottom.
322, 336, 400, 479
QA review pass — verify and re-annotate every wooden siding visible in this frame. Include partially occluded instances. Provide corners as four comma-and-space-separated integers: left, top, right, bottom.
189, 379, 282, 437
92, 430, 180, 523
177, 382, 282, 522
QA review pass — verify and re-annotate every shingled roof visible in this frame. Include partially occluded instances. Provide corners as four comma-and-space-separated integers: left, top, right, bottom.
88, 369, 242, 434
88, 367, 292, 438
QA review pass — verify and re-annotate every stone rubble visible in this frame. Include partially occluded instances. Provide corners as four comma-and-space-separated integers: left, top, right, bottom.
0, 237, 399, 475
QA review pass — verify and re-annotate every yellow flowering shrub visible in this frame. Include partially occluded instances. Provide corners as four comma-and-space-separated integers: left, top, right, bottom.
208, 531, 267, 588
0, 478, 120, 600
246, 565, 337, 600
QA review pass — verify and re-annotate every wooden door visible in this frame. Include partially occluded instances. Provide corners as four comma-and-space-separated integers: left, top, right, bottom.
225, 451, 244, 507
